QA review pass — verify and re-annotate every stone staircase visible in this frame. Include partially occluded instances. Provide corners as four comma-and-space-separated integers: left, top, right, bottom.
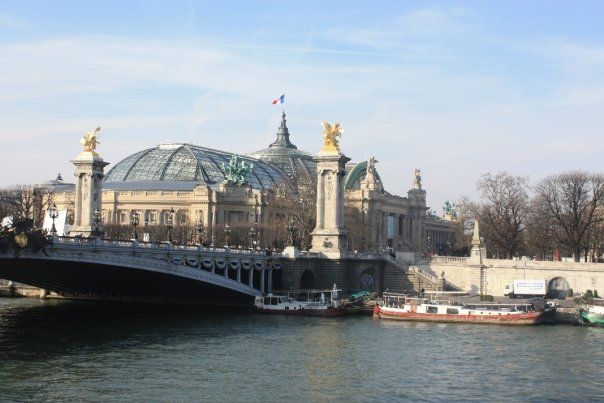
383, 258, 442, 293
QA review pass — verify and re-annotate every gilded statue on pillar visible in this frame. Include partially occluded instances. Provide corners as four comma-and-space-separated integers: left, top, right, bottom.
320, 122, 343, 152
80, 127, 101, 156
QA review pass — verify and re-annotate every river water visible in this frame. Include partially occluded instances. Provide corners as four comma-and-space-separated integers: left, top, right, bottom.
0, 298, 602, 402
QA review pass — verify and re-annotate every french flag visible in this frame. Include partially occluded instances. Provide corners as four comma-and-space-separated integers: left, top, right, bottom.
272, 94, 285, 105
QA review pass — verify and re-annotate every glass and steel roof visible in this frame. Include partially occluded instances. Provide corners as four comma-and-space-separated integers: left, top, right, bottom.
104, 143, 289, 190
248, 111, 316, 184
344, 161, 384, 191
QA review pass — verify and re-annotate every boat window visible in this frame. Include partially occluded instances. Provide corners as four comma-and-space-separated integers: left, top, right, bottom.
446, 308, 458, 314
271, 298, 278, 305
426, 306, 438, 314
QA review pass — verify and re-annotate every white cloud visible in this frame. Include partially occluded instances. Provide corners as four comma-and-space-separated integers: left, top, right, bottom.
1, 26, 603, 213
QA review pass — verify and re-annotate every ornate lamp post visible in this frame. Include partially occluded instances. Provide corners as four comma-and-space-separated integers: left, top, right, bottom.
286, 219, 297, 246
143, 215, 149, 242
196, 218, 205, 245
130, 211, 139, 241
93, 208, 103, 237
248, 225, 256, 249
49, 203, 59, 235
166, 208, 174, 243
224, 223, 231, 247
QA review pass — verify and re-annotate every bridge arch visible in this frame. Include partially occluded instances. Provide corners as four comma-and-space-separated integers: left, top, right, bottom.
547, 277, 571, 299
0, 237, 282, 305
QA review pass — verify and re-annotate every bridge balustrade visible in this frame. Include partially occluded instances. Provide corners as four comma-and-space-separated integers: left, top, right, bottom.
22, 236, 281, 296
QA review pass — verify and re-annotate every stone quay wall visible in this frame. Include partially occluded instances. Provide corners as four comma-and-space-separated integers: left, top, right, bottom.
421, 256, 604, 296
279, 257, 421, 295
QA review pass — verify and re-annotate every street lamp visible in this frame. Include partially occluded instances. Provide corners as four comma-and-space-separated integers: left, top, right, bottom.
196, 218, 205, 245
93, 208, 102, 237
224, 223, 231, 247
248, 225, 256, 249
130, 211, 139, 241
286, 219, 297, 246
49, 203, 59, 235
166, 208, 174, 243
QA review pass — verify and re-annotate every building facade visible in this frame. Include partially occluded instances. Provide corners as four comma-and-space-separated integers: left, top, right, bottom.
39, 112, 455, 253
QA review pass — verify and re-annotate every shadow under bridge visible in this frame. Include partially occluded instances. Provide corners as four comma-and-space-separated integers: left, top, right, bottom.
0, 237, 282, 306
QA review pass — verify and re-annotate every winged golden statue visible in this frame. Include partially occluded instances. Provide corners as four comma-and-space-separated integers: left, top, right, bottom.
321, 121, 344, 152
80, 127, 101, 156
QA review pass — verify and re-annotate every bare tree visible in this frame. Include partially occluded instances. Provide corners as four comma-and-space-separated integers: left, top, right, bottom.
447, 196, 477, 256
272, 177, 316, 250
474, 172, 529, 259
524, 199, 558, 260
533, 171, 604, 262
344, 205, 364, 252
0, 185, 39, 225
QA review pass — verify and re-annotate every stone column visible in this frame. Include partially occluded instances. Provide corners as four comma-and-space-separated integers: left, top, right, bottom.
310, 151, 350, 259
70, 150, 109, 237
260, 268, 265, 294
316, 173, 325, 230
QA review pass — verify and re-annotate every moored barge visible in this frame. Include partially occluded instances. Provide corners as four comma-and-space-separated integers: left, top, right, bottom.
374, 291, 547, 326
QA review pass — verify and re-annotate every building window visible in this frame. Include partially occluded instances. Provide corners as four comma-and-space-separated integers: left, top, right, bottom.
398, 216, 403, 236
387, 214, 395, 240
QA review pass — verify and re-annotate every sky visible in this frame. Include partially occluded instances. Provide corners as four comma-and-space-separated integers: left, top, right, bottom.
1, 0, 603, 213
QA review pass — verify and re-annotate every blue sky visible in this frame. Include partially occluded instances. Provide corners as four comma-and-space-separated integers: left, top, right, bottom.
1, 1, 603, 212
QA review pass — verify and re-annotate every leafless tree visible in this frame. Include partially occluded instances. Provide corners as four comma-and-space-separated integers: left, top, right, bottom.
344, 205, 364, 252
474, 172, 529, 259
0, 185, 41, 225
533, 171, 604, 262
524, 199, 558, 260
272, 177, 316, 250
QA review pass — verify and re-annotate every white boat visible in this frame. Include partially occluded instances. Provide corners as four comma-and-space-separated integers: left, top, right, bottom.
374, 291, 547, 326
254, 285, 346, 316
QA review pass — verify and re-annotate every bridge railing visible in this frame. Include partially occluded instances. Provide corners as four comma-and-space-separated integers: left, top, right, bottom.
51, 236, 268, 256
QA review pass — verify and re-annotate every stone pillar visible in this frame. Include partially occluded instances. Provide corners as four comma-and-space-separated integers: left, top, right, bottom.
249, 268, 254, 288
70, 143, 109, 237
470, 220, 486, 265
260, 268, 265, 294
310, 151, 350, 259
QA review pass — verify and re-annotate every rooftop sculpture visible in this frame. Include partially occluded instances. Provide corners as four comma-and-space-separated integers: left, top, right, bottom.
443, 200, 458, 219
221, 156, 254, 186
412, 168, 422, 190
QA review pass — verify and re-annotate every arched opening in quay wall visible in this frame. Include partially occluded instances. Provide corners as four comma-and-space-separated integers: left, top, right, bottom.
359, 270, 375, 291
547, 277, 571, 299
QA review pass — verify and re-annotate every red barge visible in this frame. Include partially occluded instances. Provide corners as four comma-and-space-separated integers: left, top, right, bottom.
374, 292, 547, 326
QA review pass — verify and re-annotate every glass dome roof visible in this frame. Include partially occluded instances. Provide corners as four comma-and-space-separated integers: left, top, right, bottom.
248, 112, 316, 184
104, 143, 289, 190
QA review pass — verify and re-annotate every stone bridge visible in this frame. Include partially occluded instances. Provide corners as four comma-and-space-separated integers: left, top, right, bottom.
0, 236, 282, 306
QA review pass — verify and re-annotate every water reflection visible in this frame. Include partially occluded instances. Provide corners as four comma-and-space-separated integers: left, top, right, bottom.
0, 298, 603, 401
